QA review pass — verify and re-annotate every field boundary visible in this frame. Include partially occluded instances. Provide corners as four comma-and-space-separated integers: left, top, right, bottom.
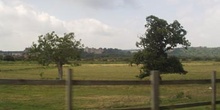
0, 70, 219, 110
1, 79, 220, 85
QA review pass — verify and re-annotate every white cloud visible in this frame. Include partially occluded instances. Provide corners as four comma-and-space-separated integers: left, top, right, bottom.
65, 18, 138, 49
6, 0, 220, 50
176, 0, 220, 47
66, 18, 114, 36
0, 0, 67, 50
198, 4, 220, 46
0, 0, 138, 50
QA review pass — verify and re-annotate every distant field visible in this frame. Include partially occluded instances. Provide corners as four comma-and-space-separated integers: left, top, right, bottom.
0, 61, 219, 109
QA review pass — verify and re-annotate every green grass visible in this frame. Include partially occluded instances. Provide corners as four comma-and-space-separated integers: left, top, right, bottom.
0, 61, 220, 109
0, 85, 65, 110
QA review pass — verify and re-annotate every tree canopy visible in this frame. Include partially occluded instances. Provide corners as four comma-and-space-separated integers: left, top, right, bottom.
29, 31, 83, 79
133, 15, 191, 79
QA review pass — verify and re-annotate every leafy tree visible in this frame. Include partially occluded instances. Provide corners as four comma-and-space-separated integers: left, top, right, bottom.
133, 15, 190, 79
29, 31, 83, 80
0, 55, 3, 60
3, 55, 15, 61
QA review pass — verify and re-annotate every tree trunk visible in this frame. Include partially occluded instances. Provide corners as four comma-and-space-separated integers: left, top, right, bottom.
57, 62, 63, 80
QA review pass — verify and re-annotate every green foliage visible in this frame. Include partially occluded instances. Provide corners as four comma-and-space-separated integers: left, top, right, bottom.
0, 55, 3, 60
28, 31, 83, 79
169, 47, 220, 61
165, 57, 186, 73
81, 48, 133, 62
133, 15, 190, 79
3, 55, 15, 61
175, 92, 185, 99
29, 31, 83, 65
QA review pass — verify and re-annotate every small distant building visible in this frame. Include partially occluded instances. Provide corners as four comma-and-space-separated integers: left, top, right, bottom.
84, 47, 104, 54
129, 49, 139, 53
0, 50, 25, 58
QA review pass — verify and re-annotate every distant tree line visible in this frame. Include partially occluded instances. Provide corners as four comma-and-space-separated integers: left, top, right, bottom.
81, 48, 133, 62
0, 54, 25, 61
82, 47, 220, 62
168, 47, 220, 61
2, 47, 220, 62
0, 48, 134, 62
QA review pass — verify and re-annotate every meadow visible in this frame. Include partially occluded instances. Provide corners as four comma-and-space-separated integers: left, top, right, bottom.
0, 61, 219, 110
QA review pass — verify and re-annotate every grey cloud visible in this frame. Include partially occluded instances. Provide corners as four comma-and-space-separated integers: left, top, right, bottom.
73, 0, 139, 9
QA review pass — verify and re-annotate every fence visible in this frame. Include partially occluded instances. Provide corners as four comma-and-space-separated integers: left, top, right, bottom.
0, 69, 220, 110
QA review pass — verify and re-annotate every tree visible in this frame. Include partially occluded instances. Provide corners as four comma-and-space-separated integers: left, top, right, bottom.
3, 55, 15, 61
0, 55, 3, 60
29, 31, 83, 80
133, 15, 191, 79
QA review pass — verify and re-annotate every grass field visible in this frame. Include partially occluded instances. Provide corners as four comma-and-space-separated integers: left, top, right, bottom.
0, 61, 220, 109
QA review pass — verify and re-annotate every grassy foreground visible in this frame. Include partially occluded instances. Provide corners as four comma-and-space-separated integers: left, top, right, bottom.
0, 61, 220, 109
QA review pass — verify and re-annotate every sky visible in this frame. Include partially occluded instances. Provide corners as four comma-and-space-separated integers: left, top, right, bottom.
0, 0, 220, 51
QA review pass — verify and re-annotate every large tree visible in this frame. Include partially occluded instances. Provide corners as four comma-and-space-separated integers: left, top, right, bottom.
29, 31, 83, 80
133, 15, 191, 79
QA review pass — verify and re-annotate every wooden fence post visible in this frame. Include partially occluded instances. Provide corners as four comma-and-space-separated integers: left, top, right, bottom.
66, 69, 73, 110
151, 70, 160, 110
212, 71, 216, 110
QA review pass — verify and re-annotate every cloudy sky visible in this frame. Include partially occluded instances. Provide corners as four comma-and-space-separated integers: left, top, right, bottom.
0, 0, 220, 51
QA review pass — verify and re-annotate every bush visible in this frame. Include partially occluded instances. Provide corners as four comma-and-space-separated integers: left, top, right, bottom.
3, 55, 15, 61
0, 55, 3, 60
